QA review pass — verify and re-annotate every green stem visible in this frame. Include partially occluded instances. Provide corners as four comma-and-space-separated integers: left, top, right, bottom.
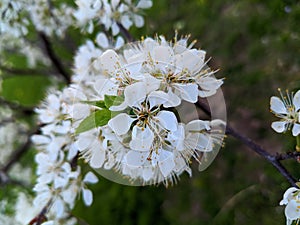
296, 135, 300, 152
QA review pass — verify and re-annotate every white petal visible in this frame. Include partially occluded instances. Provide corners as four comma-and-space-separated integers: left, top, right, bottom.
96, 32, 109, 49
83, 172, 99, 184
158, 150, 175, 177
152, 46, 174, 64
132, 14, 143, 27
186, 120, 210, 131
137, 0, 153, 9
280, 187, 299, 205
75, 132, 95, 151
129, 126, 154, 151
100, 49, 121, 75
167, 124, 185, 151
293, 90, 300, 111
163, 89, 181, 107
285, 199, 300, 220
148, 91, 169, 109
155, 111, 178, 131
174, 83, 198, 103
142, 74, 161, 93
125, 151, 148, 167
124, 82, 147, 107
108, 113, 134, 135
271, 121, 287, 133
121, 15, 133, 29
175, 50, 204, 73
69, 103, 90, 120
197, 76, 223, 91
292, 123, 300, 136
90, 144, 105, 168
270, 96, 287, 114
41, 221, 54, 225
82, 188, 93, 206
52, 198, 64, 218
115, 36, 125, 49
31, 135, 50, 145
142, 167, 154, 181
94, 79, 118, 96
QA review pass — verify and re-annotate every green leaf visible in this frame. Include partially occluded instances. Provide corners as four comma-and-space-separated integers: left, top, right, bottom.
81, 100, 106, 109
1, 75, 51, 107
104, 95, 124, 108
75, 109, 111, 134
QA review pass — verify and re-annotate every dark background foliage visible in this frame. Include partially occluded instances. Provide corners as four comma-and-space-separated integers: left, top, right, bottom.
1, 0, 300, 224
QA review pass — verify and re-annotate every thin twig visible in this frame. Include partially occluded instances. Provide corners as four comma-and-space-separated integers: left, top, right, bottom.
276, 151, 300, 161
226, 125, 297, 186
117, 22, 135, 42
196, 99, 297, 187
39, 32, 71, 84
29, 200, 52, 225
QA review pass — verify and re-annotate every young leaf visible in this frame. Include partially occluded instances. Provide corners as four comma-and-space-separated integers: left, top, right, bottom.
81, 100, 106, 109
75, 109, 111, 134
104, 95, 124, 108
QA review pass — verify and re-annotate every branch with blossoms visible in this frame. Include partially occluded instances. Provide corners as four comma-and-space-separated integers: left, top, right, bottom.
0, 1, 300, 225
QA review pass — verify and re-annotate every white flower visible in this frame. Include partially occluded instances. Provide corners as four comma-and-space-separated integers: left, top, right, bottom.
74, 0, 152, 35
97, 36, 223, 108
75, 128, 108, 168
270, 89, 300, 136
14, 193, 39, 224
280, 187, 300, 225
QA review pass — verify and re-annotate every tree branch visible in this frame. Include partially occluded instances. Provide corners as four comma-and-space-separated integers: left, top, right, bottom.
196, 99, 297, 187
226, 125, 297, 186
39, 32, 71, 84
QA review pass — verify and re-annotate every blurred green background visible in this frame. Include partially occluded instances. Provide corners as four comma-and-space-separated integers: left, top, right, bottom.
1, 0, 300, 224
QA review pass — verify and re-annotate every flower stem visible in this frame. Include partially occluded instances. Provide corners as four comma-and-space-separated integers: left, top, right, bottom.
296, 135, 300, 152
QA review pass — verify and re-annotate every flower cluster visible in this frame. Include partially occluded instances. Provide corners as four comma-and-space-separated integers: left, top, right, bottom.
270, 89, 300, 136
32, 88, 99, 223
28, 0, 74, 37
70, 35, 225, 186
74, 0, 153, 35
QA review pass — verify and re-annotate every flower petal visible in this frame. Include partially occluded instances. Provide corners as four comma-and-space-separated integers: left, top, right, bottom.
83, 172, 99, 184
148, 91, 169, 109
155, 111, 178, 131
152, 46, 174, 65
158, 150, 175, 177
174, 83, 198, 103
271, 121, 287, 133
280, 187, 299, 205
293, 90, 300, 111
124, 151, 148, 167
90, 144, 106, 168
100, 49, 121, 76
142, 167, 154, 181
124, 82, 147, 107
270, 96, 287, 114
95, 32, 109, 49
129, 126, 154, 151
292, 123, 300, 136
82, 188, 93, 206
186, 120, 210, 132
108, 113, 134, 135
285, 199, 300, 220
164, 89, 181, 107
94, 79, 118, 96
